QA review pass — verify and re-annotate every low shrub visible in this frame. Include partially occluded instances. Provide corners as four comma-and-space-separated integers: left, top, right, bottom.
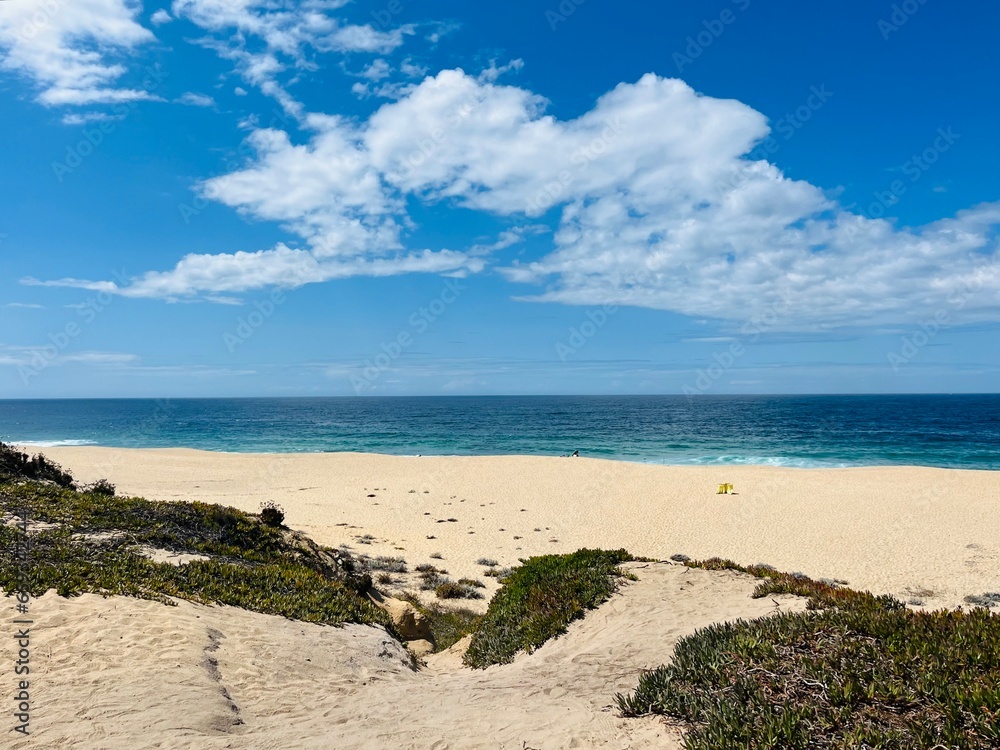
399, 593, 481, 652
82, 479, 116, 497
476, 557, 499, 567
259, 501, 285, 528
966, 593, 1000, 609
464, 548, 634, 668
0, 441, 75, 488
366, 556, 407, 573
616, 558, 1000, 749
0, 477, 390, 633
435, 581, 483, 600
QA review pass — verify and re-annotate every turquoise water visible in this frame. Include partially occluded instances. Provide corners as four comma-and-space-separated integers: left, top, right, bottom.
1, 395, 998, 469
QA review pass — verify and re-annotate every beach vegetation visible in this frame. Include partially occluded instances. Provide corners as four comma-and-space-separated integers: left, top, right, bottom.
82, 478, 116, 496
258, 500, 284, 527
965, 592, 1000, 608
483, 566, 515, 580
418, 569, 449, 590
0, 454, 392, 633
399, 593, 481, 652
616, 557, 1000, 749
435, 581, 483, 600
464, 548, 635, 669
0, 442, 75, 488
476, 557, 499, 566
364, 555, 408, 573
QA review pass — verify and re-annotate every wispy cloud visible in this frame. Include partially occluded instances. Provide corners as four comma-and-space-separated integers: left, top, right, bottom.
175, 91, 216, 108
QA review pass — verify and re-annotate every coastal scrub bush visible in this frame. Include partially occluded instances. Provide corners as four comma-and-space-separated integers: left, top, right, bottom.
82, 479, 116, 496
259, 501, 285, 528
0, 477, 391, 633
0, 441, 75, 488
616, 558, 1000, 749
419, 570, 449, 590
435, 581, 483, 600
464, 548, 635, 668
366, 556, 407, 573
966, 593, 1000, 608
483, 566, 516, 581
399, 593, 481, 652
476, 557, 499, 567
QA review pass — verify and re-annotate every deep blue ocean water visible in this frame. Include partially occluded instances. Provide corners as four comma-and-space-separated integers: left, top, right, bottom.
1, 395, 998, 470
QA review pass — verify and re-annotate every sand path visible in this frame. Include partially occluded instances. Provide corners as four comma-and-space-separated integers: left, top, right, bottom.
5, 563, 803, 749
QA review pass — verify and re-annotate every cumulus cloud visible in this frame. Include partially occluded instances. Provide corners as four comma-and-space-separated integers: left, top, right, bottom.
150, 9, 173, 25
29, 69, 1000, 328
0, 0, 156, 105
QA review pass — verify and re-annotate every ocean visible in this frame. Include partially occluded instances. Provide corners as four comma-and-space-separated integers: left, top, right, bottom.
1, 395, 998, 470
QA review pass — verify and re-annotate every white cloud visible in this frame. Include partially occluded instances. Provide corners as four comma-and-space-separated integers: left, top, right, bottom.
61, 111, 125, 125
0, 345, 138, 367
172, 0, 412, 116
234, 86, 248, 96
29, 244, 481, 301
29, 69, 1000, 327
359, 59, 391, 81
2, 302, 45, 309
0, 0, 157, 105
176, 91, 216, 107
150, 9, 173, 25
399, 58, 427, 78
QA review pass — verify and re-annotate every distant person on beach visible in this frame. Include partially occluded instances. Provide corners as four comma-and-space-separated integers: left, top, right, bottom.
571, 450, 579, 457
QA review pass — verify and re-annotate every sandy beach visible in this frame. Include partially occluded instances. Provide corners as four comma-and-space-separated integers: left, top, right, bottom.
36, 446, 1000, 610
5, 447, 999, 749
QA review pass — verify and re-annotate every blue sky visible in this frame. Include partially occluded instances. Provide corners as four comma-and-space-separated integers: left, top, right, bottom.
0, 0, 998, 397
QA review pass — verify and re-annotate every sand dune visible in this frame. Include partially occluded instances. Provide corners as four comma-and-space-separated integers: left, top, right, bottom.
5, 563, 805, 749
37, 447, 1000, 609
